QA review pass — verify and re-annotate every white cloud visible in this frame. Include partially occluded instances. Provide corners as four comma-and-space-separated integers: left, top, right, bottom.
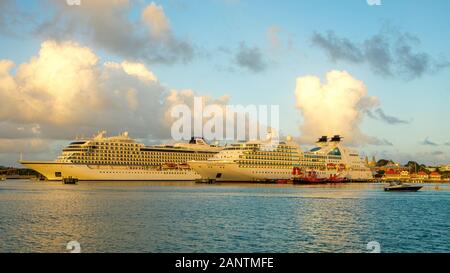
142, 2, 171, 40
0, 40, 229, 166
0, 40, 166, 139
295, 70, 380, 145
163, 89, 230, 127
12, 41, 101, 125
105, 61, 158, 82
36, 0, 193, 64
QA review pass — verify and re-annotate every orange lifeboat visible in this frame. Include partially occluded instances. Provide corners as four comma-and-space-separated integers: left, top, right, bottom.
292, 167, 302, 176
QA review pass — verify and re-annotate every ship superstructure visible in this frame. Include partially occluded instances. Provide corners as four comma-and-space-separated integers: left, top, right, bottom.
300, 135, 373, 181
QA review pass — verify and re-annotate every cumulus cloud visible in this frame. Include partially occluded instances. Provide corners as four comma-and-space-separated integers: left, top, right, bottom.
0, 40, 234, 165
35, 0, 194, 64
105, 61, 158, 83
235, 42, 267, 73
164, 89, 259, 139
294, 70, 391, 146
312, 27, 450, 80
0, 40, 167, 140
163, 89, 276, 141
163, 89, 230, 127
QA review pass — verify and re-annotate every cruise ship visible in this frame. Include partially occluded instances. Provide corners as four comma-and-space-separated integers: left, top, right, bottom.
188, 135, 373, 182
20, 131, 222, 181
298, 135, 373, 181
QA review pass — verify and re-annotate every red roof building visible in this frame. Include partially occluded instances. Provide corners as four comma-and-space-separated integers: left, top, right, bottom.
384, 169, 401, 180
429, 172, 442, 181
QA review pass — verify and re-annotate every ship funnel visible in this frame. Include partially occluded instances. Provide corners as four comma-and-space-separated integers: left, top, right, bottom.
317, 136, 328, 143
189, 136, 207, 145
330, 135, 343, 142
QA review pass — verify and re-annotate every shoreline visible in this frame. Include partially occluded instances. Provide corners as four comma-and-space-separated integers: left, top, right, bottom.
2, 178, 450, 185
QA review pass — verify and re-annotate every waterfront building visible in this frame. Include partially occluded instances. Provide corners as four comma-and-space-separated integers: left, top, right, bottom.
367, 156, 377, 168
384, 169, 401, 180
439, 165, 450, 172
425, 167, 438, 172
429, 172, 442, 181
400, 170, 410, 180
408, 171, 428, 182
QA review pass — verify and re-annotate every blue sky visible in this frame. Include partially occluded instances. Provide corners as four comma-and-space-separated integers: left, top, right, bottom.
1, 0, 450, 166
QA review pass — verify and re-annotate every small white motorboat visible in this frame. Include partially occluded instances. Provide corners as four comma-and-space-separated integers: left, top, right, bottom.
384, 181, 423, 192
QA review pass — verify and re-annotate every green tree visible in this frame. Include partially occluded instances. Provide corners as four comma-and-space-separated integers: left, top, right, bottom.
376, 159, 391, 167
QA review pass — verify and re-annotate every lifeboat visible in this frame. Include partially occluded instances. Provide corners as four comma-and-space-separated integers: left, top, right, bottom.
292, 167, 302, 176
163, 162, 178, 169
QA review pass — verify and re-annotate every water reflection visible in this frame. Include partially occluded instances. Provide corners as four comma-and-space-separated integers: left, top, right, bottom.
0, 180, 449, 252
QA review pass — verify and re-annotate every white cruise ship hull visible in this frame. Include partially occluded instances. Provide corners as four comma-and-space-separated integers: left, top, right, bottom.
343, 170, 373, 181
188, 161, 373, 182
20, 161, 200, 181
188, 161, 293, 182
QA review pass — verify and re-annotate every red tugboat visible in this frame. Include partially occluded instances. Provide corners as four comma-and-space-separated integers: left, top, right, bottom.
291, 167, 327, 184
291, 167, 348, 184
327, 173, 348, 183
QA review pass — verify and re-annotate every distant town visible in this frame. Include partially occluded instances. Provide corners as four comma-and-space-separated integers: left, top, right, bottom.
366, 157, 450, 182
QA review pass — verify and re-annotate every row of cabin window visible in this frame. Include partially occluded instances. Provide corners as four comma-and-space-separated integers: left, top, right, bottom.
73, 161, 180, 165
71, 154, 210, 160
98, 171, 189, 174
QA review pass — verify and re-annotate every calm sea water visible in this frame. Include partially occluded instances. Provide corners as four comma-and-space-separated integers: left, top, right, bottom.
0, 180, 449, 253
